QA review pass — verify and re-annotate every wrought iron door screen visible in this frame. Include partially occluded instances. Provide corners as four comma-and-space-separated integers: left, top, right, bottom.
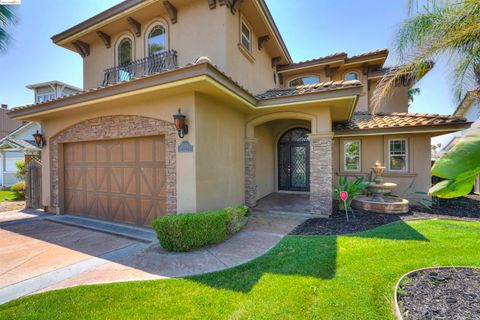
278, 128, 310, 192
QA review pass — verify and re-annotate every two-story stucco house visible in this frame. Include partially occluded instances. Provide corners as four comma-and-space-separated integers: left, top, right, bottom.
8, 0, 469, 228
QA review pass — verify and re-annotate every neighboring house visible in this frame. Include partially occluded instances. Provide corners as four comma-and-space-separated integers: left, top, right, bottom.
439, 89, 480, 193
26, 81, 82, 103
0, 81, 81, 187
0, 123, 41, 186
7, 0, 468, 227
0, 104, 23, 139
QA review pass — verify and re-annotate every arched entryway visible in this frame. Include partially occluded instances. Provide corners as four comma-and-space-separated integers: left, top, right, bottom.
278, 127, 310, 192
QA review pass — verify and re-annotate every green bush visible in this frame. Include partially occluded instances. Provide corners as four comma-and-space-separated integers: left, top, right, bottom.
226, 206, 249, 235
11, 181, 26, 200
152, 206, 249, 252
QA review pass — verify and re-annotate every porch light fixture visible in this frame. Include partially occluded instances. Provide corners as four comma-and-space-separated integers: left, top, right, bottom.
173, 108, 188, 138
32, 130, 45, 147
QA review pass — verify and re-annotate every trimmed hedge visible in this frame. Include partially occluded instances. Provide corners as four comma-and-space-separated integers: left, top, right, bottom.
152, 206, 249, 252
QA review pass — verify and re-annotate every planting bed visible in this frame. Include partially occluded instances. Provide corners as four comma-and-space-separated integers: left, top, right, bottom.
396, 267, 480, 320
291, 195, 480, 236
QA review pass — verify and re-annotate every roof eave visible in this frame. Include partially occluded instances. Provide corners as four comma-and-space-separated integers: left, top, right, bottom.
255, 0, 292, 63
334, 122, 471, 137
51, 0, 151, 45
257, 86, 362, 108
8, 63, 258, 120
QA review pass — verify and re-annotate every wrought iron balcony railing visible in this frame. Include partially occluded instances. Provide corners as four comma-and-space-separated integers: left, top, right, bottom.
102, 49, 178, 86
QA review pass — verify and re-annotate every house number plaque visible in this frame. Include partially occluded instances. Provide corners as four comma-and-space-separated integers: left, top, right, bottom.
178, 141, 193, 153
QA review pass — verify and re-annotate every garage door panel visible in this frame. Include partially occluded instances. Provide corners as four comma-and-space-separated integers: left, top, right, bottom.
85, 142, 96, 162
122, 139, 136, 162
63, 136, 167, 228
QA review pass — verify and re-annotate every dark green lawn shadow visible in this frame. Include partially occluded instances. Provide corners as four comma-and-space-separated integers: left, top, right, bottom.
351, 220, 429, 241
189, 235, 337, 293
189, 220, 428, 293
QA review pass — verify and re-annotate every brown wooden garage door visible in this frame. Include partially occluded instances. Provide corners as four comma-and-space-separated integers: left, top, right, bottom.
63, 136, 167, 228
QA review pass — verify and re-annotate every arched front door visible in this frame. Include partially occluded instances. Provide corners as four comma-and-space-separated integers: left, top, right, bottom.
278, 128, 310, 192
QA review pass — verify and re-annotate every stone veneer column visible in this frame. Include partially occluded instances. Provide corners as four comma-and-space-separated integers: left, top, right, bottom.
244, 139, 257, 207
309, 133, 334, 216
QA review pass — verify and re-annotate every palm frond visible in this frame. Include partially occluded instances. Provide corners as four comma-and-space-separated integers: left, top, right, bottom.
373, 0, 480, 112
0, 5, 17, 52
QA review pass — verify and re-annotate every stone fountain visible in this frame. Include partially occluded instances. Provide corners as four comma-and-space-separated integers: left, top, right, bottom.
352, 161, 409, 214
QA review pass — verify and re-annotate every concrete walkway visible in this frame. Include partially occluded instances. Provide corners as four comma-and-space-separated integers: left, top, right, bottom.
0, 209, 306, 304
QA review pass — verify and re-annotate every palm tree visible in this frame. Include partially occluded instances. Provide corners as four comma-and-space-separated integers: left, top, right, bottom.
0, 5, 16, 52
408, 87, 421, 107
372, 0, 480, 112
373, 0, 480, 198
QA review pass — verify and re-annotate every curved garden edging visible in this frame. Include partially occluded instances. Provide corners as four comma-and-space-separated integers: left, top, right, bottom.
394, 266, 480, 320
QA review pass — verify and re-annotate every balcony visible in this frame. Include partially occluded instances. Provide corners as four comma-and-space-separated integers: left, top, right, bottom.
102, 49, 178, 86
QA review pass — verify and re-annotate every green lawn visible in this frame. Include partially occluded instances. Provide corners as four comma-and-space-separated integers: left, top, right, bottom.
0, 190, 17, 201
1, 219, 479, 319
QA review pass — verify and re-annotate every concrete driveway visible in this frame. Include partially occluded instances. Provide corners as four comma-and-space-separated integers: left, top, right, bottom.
0, 210, 306, 304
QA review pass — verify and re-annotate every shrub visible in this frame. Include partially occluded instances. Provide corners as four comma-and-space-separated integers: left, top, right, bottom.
334, 176, 369, 209
152, 206, 249, 252
226, 206, 249, 235
11, 181, 26, 200
15, 161, 26, 180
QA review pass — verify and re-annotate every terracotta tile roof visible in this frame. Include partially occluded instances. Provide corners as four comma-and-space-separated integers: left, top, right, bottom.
9, 62, 258, 113
281, 52, 347, 67
333, 112, 467, 131
348, 49, 389, 60
255, 80, 362, 100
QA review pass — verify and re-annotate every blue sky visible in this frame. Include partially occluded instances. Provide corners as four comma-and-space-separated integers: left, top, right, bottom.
0, 0, 457, 118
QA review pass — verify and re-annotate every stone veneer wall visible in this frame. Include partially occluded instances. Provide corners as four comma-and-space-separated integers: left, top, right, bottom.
309, 135, 333, 216
244, 140, 257, 207
49, 115, 177, 213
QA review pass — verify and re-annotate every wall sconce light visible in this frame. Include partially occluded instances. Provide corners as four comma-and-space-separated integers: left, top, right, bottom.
32, 130, 46, 147
173, 108, 188, 138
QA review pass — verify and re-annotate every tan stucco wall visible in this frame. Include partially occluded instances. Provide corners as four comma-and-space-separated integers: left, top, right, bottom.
254, 124, 275, 199
82, 1, 276, 95
332, 133, 432, 202
254, 119, 311, 199
40, 92, 197, 213
83, 2, 228, 90
194, 93, 245, 211
332, 68, 369, 112
368, 79, 409, 113
224, 13, 277, 94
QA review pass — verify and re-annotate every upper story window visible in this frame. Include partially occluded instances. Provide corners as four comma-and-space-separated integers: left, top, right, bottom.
117, 36, 133, 66
240, 20, 251, 52
288, 76, 320, 87
36, 93, 56, 103
147, 24, 166, 56
344, 140, 361, 171
388, 139, 408, 172
345, 71, 359, 81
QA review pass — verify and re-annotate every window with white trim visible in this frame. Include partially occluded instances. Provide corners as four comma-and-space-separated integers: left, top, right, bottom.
240, 20, 251, 52
388, 139, 408, 171
36, 93, 56, 103
345, 71, 359, 81
289, 76, 320, 87
344, 140, 361, 171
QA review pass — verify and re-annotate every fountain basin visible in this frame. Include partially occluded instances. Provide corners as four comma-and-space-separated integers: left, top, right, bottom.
368, 182, 397, 195
352, 195, 409, 214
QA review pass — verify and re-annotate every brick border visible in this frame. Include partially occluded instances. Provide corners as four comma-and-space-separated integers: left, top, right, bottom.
50, 115, 177, 213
